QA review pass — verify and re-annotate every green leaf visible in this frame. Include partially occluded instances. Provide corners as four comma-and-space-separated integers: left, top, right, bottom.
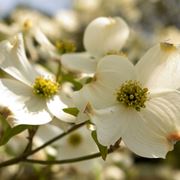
85, 77, 93, 84
61, 73, 83, 91
0, 125, 29, 146
63, 107, 79, 117
91, 130, 108, 160
0, 115, 29, 146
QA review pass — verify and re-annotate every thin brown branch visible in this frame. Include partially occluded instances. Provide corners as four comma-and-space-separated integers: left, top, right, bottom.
0, 122, 86, 168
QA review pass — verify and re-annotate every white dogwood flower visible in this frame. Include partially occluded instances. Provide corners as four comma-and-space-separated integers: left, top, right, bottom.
0, 34, 74, 126
0, 12, 61, 61
61, 16, 129, 74
11, 8, 61, 40
73, 42, 180, 158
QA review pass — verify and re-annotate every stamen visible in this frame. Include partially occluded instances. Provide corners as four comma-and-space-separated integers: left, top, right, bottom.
33, 77, 59, 98
116, 80, 149, 111
67, 133, 82, 147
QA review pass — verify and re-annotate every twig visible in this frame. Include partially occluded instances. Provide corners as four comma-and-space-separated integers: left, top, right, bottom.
0, 122, 86, 168
23, 145, 119, 165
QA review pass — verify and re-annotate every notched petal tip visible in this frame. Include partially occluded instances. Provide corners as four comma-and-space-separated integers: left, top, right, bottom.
86, 122, 96, 131
10, 33, 23, 49
167, 132, 180, 143
6, 116, 17, 127
0, 106, 13, 118
160, 42, 177, 52
0, 106, 15, 127
106, 50, 128, 57
84, 102, 94, 115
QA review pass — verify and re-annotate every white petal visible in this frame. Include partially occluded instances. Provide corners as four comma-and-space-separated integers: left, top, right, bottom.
96, 55, 136, 88
73, 91, 89, 123
55, 10, 79, 32
47, 94, 76, 123
57, 126, 98, 158
135, 43, 180, 91
35, 124, 62, 156
84, 17, 129, 57
33, 28, 61, 60
79, 55, 136, 108
73, 90, 88, 111
33, 28, 55, 51
80, 81, 116, 109
60, 82, 74, 106
50, 117, 71, 131
0, 22, 18, 36
88, 105, 131, 146
0, 33, 39, 85
122, 90, 180, 158
0, 79, 52, 126
122, 113, 172, 158
36, 124, 63, 146
61, 52, 97, 73
33, 64, 55, 78
76, 112, 89, 124
142, 91, 180, 139
24, 34, 39, 61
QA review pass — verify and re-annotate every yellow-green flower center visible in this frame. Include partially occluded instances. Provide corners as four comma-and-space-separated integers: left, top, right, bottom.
67, 133, 82, 147
33, 77, 59, 98
55, 40, 76, 54
22, 19, 33, 31
116, 80, 149, 111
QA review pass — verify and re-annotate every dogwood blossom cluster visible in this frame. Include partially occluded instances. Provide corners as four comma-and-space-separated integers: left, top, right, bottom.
0, 15, 180, 162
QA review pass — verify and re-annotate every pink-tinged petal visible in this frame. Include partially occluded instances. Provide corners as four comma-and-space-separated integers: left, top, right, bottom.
135, 42, 180, 91
61, 52, 97, 74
